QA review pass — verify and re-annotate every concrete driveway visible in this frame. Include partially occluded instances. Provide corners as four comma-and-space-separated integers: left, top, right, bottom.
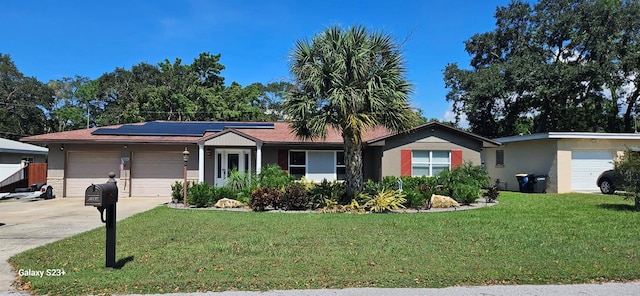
0, 196, 168, 293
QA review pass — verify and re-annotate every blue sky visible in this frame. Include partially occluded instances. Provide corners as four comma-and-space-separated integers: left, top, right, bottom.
0, 0, 512, 122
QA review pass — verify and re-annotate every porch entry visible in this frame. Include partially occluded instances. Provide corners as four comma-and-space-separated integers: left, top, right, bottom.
215, 149, 251, 186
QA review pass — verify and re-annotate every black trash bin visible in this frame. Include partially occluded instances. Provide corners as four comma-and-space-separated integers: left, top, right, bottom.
532, 174, 547, 193
515, 173, 534, 193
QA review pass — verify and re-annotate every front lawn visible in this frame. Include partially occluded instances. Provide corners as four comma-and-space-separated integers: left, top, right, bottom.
10, 192, 640, 295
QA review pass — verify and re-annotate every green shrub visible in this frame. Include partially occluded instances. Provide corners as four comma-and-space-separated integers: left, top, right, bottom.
308, 179, 346, 208
171, 181, 184, 202
236, 186, 257, 205
436, 162, 489, 204
188, 183, 214, 208
364, 189, 406, 213
250, 187, 283, 211
400, 176, 429, 192
225, 169, 253, 192
363, 179, 381, 196
258, 165, 293, 189
281, 183, 309, 210
172, 180, 194, 202
451, 183, 480, 204
417, 177, 443, 199
403, 189, 427, 209
382, 176, 399, 190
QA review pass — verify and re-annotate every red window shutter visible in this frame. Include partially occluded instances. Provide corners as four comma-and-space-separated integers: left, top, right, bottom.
451, 150, 463, 169
277, 149, 288, 172
400, 150, 412, 176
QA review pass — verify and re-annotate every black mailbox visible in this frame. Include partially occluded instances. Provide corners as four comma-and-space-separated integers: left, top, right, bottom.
84, 172, 118, 268
84, 183, 118, 207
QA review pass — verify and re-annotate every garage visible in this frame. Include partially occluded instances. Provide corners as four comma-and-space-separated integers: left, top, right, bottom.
131, 151, 184, 197
66, 151, 121, 197
571, 150, 614, 191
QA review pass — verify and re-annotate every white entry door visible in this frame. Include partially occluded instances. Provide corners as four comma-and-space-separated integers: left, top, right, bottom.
215, 149, 251, 186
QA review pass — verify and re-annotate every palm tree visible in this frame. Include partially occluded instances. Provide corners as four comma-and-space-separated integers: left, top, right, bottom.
285, 25, 418, 198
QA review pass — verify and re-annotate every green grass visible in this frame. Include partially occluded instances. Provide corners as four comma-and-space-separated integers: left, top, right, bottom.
10, 192, 640, 295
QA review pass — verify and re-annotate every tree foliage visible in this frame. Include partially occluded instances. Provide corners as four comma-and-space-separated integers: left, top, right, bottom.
0, 54, 53, 139
91, 53, 293, 125
0, 51, 294, 138
286, 25, 418, 198
47, 76, 94, 132
444, 0, 640, 137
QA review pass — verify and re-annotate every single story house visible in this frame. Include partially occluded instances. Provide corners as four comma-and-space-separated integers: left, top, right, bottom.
482, 132, 640, 193
0, 137, 48, 182
21, 121, 499, 198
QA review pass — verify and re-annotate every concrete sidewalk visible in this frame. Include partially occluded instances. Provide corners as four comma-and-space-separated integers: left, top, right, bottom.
0, 196, 168, 293
119, 282, 640, 296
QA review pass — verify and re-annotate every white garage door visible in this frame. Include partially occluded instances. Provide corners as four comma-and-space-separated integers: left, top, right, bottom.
571, 150, 614, 191
131, 152, 184, 197
66, 151, 121, 197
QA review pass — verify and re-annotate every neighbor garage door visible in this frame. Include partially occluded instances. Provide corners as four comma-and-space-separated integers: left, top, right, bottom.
131, 152, 184, 197
571, 150, 614, 191
66, 151, 121, 197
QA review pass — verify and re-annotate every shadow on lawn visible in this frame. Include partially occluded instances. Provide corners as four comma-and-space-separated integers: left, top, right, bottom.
598, 203, 636, 212
114, 256, 135, 269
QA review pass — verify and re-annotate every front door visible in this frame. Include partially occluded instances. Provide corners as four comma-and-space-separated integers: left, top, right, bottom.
215, 149, 251, 186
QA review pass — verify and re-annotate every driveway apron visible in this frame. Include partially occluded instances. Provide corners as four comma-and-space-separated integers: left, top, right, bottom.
0, 196, 168, 293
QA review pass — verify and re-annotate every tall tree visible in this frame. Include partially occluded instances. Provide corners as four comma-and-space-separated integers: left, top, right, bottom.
286, 26, 418, 198
0, 53, 53, 139
444, 0, 640, 137
47, 76, 93, 131
256, 81, 294, 121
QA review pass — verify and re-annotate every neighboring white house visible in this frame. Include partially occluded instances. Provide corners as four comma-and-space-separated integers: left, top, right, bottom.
482, 132, 640, 193
0, 138, 48, 182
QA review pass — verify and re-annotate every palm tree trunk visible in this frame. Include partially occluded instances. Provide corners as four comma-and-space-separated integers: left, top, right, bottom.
344, 134, 363, 200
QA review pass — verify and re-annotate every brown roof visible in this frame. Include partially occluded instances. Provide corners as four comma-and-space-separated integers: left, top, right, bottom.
20, 121, 391, 145
231, 122, 391, 144
21, 121, 498, 148
21, 125, 205, 144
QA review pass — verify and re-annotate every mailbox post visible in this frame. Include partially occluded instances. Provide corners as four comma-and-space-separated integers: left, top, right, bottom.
84, 172, 118, 269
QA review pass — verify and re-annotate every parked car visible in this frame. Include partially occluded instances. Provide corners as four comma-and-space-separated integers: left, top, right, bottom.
597, 170, 622, 194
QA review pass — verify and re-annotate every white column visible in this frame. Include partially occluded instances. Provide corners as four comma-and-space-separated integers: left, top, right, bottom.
256, 144, 262, 175
198, 144, 205, 183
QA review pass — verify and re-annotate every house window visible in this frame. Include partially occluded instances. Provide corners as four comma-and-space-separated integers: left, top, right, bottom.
288, 150, 346, 181
289, 151, 306, 180
336, 151, 346, 180
411, 151, 450, 177
496, 150, 504, 167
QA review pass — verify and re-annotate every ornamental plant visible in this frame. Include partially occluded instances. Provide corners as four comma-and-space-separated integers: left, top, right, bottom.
281, 183, 309, 210
250, 187, 283, 212
364, 189, 406, 213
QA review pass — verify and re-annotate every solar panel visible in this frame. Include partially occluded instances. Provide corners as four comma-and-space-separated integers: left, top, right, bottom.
91, 121, 274, 136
